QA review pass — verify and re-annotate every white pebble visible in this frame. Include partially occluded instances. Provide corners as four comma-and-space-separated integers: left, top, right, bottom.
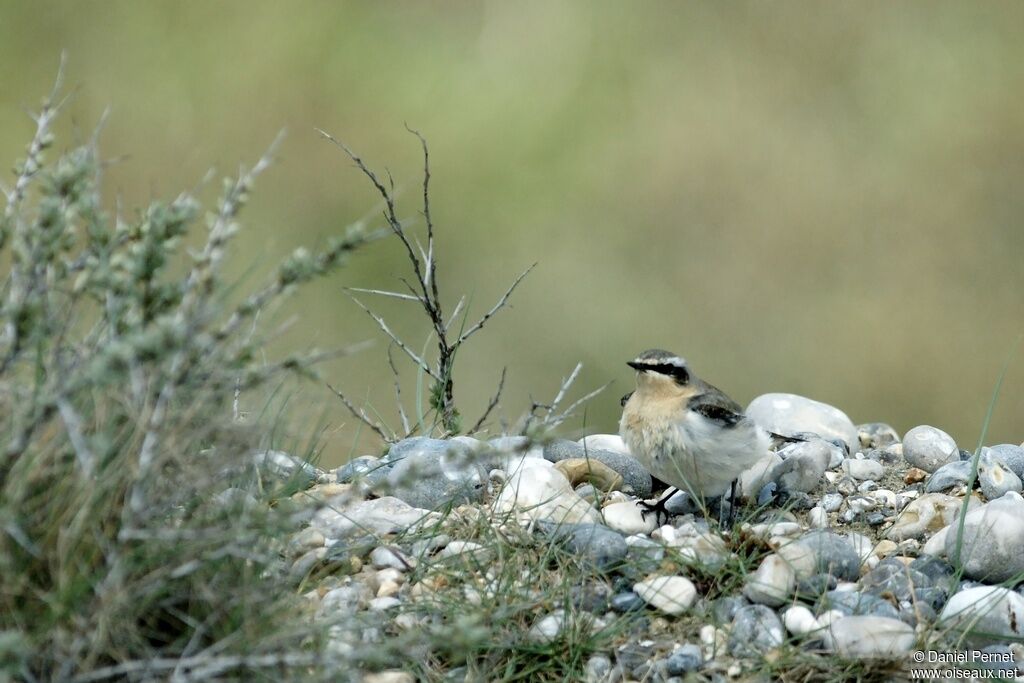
633, 576, 697, 615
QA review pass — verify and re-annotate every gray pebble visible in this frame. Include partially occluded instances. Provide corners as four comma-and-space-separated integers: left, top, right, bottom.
903, 425, 959, 473
665, 644, 703, 675
610, 591, 646, 613
821, 493, 844, 513
712, 595, 750, 625
925, 460, 974, 493
780, 531, 861, 581
772, 438, 831, 493
989, 444, 1024, 479
584, 654, 612, 683
728, 605, 784, 656
978, 448, 1023, 500
541, 522, 628, 572
334, 455, 382, 483
384, 439, 486, 510
824, 589, 901, 620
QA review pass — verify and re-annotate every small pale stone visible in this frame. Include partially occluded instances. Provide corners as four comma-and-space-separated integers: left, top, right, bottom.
437, 541, 493, 564
808, 506, 829, 529
528, 610, 566, 642
743, 554, 796, 607
782, 605, 824, 638
871, 540, 898, 558
826, 616, 915, 657
821, 493, 843, 513
363, 673, 415, 683
885, 492, 980, 541
843, 458, 884, 481
940, 586, 1024, 644
601, 500, 657, 535
633, 576, 697, 615
376, 580, 401, 598
942, 491, 1024, 582
492, 461, 599, 524
370, 546, 413, 571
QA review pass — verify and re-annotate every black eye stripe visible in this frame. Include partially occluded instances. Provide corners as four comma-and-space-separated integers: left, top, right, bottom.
644, 363, 689, 383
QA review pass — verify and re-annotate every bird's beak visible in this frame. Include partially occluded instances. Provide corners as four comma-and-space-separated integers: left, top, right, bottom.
627, 361, 643, 371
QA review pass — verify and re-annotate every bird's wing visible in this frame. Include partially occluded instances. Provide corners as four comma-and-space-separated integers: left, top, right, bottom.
687, 384, 744, 428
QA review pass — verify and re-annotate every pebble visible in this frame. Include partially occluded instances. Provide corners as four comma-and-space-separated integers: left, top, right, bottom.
384, 439, 486, 510
978, 450, 1023, 500
528, 610, 566, 642
942, 491, 1024, 582
775, 531, 860, 581
904, 467, 928, 484
369, 546, 413, 571
885, 492, 980, 541
584, 654, 612, 683
824, 590, 901, 620
251, 450, 321, 488
610, 591, 646, 613
940, 586, 1024, 644
664, 644, 703, 674
602, 500, 657, 535
746, 393, 859, 451
554, 458, 624, 493
311, 496, 438, 540
335, 455, 381, 484
988, 444, 1024, 479
493, 460, 599, 525
902, 425, 959, 473
857, 423, 901, 449
578, 434, 630, 455
728, 605, 784, 656
771, 439, 832, 493
808, 506, 829, 529
363, 672, 414, 683
436, 541, 492, 565
743, 553, 795, 607
633, 576, 697, 615
820, 493, 843, 513
739, 452, 783, 502
843, 457, 884, 481
368, 596, 401, 611
544, 522, 628, 571
826, 615, 915, 657
782, 605, 825, 638
924, 460, 973, 493
659, 523, 732, 570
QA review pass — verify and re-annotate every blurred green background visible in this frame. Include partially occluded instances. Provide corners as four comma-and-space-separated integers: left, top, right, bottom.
2, 2, 1022, 466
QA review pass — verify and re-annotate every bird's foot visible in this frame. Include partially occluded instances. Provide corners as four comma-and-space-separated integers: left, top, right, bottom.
638, 493, 675, 526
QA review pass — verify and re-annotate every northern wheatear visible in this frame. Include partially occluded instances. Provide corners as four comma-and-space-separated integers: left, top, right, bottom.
619, 349, 769, 524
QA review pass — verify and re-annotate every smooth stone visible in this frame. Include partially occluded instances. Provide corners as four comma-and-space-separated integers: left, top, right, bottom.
335, 455, 382, 483
385, 439, 486, 510
368, 596, 401, 611
659, 523, 731, 569
663, 489, 700, 515
633, 576, 697, 615
625, 534, 665, 568
369, 546, 412, 571
902, 426, 958, 473
746, 393, 859, 452
487, 435, 545, 463
578, 434, 630, 455
940, 586, 1024, 645
843, 458, 884, 481
826, 616, 915, 658
543, 439, 585, 462
771, 439, 831, 493
824, 590, 901, 620
528, 610, 566, 642
545, 523, 627, 571
775, 531, 860, 581
610, 591, 646, 612
728, 605, 784, 656
857, 423, 901, 449
988, 444, 1024, 479
808, 506, 829, 529
664, 644, 703, 674
885, 492, 980, 541
821, 493, 843, 513
252, 450, 320, 488
493, 460, 599, 524
584, 654, 612, 683
436, 541, 492, 565
363, 673, 414, 683
978, 450, 1023, 500
311, 496, 438, 540
925, 461, 974, 493
319, 583, 371, 616
549, 449, 652, 497
743, 553, 796, 607
712, 595, 750, 625
602, 500, 657, 535
942, 491, 1024, 582
782, 605, 825, 638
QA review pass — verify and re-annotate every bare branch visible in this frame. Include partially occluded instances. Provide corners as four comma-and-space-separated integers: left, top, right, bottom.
457, 263, 535, 345
469, 366, 506, 434
387, 344, 411, 437
548, 363, 583, 419
345, 286, 419, 302
346, 294, 438, 379
549, 381, 613, 429
445, 295, 466, 332
327, 383, 392, 443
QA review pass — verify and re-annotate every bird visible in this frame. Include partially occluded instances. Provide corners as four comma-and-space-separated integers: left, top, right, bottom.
619, 349, 769, 525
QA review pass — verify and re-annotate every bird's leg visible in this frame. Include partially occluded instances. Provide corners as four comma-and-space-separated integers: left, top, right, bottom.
639, 487, 678, 526
720, 479, 740, 530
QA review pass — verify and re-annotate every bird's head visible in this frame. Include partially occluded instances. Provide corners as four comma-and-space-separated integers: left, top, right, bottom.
627, 348, 693, 398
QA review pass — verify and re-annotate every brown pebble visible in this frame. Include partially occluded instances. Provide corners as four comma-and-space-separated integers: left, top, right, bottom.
904, 468, 927, 484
